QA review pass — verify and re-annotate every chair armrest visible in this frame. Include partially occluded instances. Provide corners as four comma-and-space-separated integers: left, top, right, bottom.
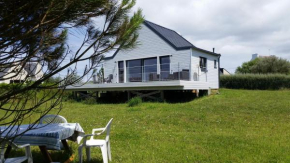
82, 133, 102, 138
80, 133, 102, 145
92, 128, 105, 134
17, 144, 31, 148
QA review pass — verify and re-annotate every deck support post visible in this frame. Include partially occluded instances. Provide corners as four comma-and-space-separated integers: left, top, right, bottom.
160, 90, 164, 101
196, 89, 199, 97
208, 88, 211, 96
75, 91, 78, 100
95, 91, 99, 102
127, 91, 131, 101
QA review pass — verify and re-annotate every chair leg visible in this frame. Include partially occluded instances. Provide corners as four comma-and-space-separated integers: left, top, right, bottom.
78, 146, 83, 163
86, 147, 91, 162
100, 145, 108, 163
25, 146, 33, 163
107, 141, 112, 161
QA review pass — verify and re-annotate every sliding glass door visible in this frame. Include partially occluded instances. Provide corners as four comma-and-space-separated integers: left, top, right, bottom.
143, 58, 157, 81
127, 59, 142, 82
160, 56, 170, 80
118, 61, 124, 83
126, 57, 157, 82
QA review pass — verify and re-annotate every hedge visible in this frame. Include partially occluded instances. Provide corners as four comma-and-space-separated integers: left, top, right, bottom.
220, 74, 290, 90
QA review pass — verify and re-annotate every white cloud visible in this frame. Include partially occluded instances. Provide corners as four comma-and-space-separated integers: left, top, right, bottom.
133, 0, 290, 73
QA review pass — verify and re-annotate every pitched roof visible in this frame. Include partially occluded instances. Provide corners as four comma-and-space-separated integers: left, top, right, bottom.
103, 20, 220, 60
24, 62, 38, 76
143, 20, 195, 50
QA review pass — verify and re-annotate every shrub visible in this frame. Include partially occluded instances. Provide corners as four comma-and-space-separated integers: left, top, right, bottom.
128, 97, 142, 107
221, 74, 290, 90
83, 97, 97, 105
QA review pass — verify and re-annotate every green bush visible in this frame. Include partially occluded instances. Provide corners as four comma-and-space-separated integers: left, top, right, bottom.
83, 97, 97, 105
221, 74, 290, 90
128, 97, 142, 107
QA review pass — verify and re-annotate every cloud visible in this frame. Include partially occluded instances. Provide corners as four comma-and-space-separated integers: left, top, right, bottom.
133, 0, 290, 73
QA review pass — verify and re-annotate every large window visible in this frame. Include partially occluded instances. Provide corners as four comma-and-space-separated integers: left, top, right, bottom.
118, 61, 124, 83
160, 56, 170, 80
126, 59, 142, 82
126, 58, 158, 82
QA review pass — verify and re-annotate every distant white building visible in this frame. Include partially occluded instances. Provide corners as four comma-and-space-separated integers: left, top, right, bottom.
0, 62, 44, 84
220, 68, 231, 75
251, 53, 273, 61
24, 62, 44, 81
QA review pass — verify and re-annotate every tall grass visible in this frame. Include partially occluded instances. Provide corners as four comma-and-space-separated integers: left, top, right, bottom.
221, 74, 290, 89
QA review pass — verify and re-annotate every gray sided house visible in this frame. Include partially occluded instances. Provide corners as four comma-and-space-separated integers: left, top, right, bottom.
67, 20, 221, 100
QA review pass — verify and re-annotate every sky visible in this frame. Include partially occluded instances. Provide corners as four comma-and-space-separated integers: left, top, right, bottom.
67, 0, 290, 74
131, 0, 290, 73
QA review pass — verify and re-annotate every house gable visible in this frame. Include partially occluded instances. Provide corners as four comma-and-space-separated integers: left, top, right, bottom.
103, 23, 189, 62
104, 20, 220, 61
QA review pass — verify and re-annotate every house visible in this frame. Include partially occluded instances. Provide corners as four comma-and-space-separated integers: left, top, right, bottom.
0, 62, 44, 84
0, 65, 28, 84
24, 62, 44, 81
67, 20, 221, 100
220, 68, 231, 75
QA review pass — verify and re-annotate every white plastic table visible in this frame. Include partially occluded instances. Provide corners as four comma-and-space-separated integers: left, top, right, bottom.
0, 123, 85, 162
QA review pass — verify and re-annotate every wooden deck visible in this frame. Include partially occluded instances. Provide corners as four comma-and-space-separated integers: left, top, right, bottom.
66, 80, 211, 91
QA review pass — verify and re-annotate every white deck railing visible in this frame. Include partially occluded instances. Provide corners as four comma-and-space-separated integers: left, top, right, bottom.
94, 63, 202, 84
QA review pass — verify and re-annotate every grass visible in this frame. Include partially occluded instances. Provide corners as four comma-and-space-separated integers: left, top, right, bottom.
4, 89, 290, 162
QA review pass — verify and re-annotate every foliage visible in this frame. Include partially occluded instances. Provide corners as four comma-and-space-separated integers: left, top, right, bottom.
236, 56, 290, 74
4, 89, 290, 162
0, 0, 144, 140
43, 76, 62, 84
83, 97, 97, 105
220, 74, 290, 90
236, 58, 259, 74
128, 97, 142, 107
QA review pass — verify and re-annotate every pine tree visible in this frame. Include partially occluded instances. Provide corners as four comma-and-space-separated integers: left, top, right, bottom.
0, 0, 144, 138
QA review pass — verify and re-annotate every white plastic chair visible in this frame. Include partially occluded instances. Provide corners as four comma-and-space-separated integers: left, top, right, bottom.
39, 115, 68, 124
0, 138, 33, 163
78, 118, 113, 163
39, 114, 69, 150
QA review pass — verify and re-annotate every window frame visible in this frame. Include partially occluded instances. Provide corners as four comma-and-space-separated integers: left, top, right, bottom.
118, 61, 124, 83
199, 57, 207, 72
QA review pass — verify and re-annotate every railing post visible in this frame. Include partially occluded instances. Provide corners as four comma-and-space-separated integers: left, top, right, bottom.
189, 50, 193, 81
142, 65, 144, 82
157, 57, 160, 81
178, 62, 180, 80
124, 60, 127, 83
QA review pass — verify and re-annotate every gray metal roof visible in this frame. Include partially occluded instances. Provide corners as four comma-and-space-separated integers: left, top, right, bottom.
144, 20, 195, 50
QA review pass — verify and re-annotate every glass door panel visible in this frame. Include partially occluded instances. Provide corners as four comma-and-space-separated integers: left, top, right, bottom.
143, 58, 157, 81
118, 61, 124, 83
160, 56, 170, 80
127, 59, 142, 82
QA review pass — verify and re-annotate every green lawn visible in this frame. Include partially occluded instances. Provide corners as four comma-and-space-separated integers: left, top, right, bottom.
6, 89, 290, 162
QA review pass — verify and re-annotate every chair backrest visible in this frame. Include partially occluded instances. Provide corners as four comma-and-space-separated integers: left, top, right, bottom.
0, 138, 18, 162
104, 118, 113, 142
39, 114, 68, 124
